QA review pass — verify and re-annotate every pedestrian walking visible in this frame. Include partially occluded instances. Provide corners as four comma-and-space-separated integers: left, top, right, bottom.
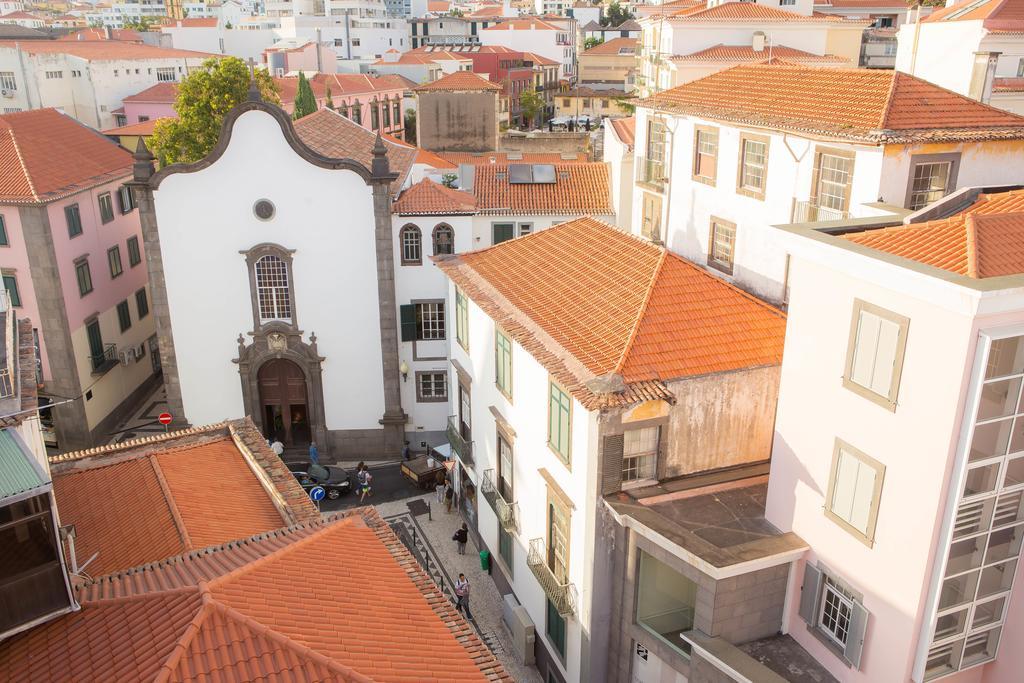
444, 481, 454, 513
359, 465, 374, 502
435, 476, 446, 503
454, 573, 471, 620
402, 440, 411, 461
270, 439, 284, 456
452, 522, 468, 555
308, 441, 319, 465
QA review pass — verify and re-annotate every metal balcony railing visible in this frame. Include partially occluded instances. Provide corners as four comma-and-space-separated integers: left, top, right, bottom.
636, 155, 666, 190
791, 200, 850, 223
482, 469, 519, 533
446, 415, 473, 467
527, 538, 577, 617
90, 343, 118, 374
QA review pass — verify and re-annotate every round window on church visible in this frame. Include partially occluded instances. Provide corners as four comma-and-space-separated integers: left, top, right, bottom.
253, 199, 275, 221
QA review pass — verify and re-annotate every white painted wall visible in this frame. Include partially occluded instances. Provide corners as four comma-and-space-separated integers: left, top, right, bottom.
895, 20, 986, 97
447, 278, 599, 683
152, 108, 386, 430
479, 27, 576, 80
604, 121, 634, 231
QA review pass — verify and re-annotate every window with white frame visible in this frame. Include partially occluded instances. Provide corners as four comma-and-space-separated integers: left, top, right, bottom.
400, 224, 422, 264
819, 575, 856, 648
909, 161, 953, 210
0, 72, 15, 91
924, 333, 1024, 680
798, 565, 869, 668
416, 371, 447, 401
415, 301, 445, 340
622, 426, 658, 482
815, 150, 854, 213
843, 299, 909, 410
45, 71, 63, 80
156, 67, 176, 82
708, 218, 736, 275
825, 440, 885, 545
254, 255, 292, 322
737, 134, 769, 198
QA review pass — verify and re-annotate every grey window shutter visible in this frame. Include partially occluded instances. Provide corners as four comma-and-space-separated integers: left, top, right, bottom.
844, 600, 869, 669
399, 304, 417, 342
601, 434, 625, 495
797, 563, 822, 626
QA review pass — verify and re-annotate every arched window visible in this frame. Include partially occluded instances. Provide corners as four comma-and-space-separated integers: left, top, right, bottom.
433, 224, 454, 255
255, 254, 292, 322
400, 225, 422, 265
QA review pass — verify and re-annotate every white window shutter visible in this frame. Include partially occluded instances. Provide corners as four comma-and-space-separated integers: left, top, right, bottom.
869, 317, 900, 396
844, 600, 869, 669
849, 459, 877, 534
850, 311, 881, 389
831, 449, 860, 524
798, 564, 822, 626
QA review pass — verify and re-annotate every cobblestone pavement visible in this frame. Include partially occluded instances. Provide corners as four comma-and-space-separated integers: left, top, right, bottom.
372, 494, 543, 683
106, 383, 170, 444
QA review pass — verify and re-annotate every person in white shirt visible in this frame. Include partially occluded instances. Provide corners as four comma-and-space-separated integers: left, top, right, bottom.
270, 439, 284, 456
454, 573, 471, 621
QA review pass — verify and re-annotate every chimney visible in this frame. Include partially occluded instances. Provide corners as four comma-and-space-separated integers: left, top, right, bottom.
968, 51, 1000, 104
752, 31, 766, 53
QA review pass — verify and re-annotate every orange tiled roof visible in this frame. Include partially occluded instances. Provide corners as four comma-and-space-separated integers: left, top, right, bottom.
414, 70, 503, 91
523, 51, 560, 66
483, 18, 562, 30
394, 179, 476, 214
102, 117, 166, 136
373, 49, 473, 65
583, 36, 638, 55
0, 510, 511, 682
467, 6, 508, 17
924, 0, 1024, 29
672, 43, 849, 64
633, 63, 1024, 143
293, 108, 416, 195
428, 0, 450, 10
122, 81, 179, 103
474, 162, 613, 215
669, 1, 853, 22
439, 151, 588, 165
49, 419, 318, 577
434, 218, 786, 408
0, 38, 217, 60
276, 73, 411, 104
842, 189, 1024, 278
610, 116, 635, 148
995, 76, 1024, 92
0, 108, 132, 204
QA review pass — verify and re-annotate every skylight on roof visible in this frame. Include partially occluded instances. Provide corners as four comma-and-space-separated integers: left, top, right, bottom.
945, 0, 991, 19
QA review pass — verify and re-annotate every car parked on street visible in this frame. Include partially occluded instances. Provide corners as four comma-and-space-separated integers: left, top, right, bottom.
286, 462, 352, 499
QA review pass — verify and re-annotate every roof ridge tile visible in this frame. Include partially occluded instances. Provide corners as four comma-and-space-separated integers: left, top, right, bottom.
615, 249, 668, 375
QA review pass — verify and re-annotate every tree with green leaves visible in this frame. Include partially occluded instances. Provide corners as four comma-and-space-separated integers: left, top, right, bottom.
292, 72, 317, 120
324, 86, 335, 111
601, 1, 634, 27
518, 88, 545, 129
123, 16, 158, 31
149, 56, 280, 165
441, 173, 458, 188
404, 109, 417, 144
584, 36, 603, 50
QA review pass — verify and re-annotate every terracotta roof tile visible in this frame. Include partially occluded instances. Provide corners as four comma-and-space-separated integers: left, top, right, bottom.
671, 43, 849, 64
49, 419, 317, 577
0, 38, 217, 59
523, 51, 559, 66
413, 70, 503, 91
842, 188, 1024, 278
434, 218, 786, 408
669, 1, 853, 22
394, 179, 476, 214
583, 37, 638, 55
292, 108, 416, 195
473, 162, 613, 215
995, 76, 1024, 92
925, 0, 1024, 29
1, 509, 511, 682
0, 108, 132, 204
428, 0, 449, 9
373, 49, 473, 65
634, 63, 1024, 143
102, 117, 167, 136
275, 73, 411, 104
122, 81, 179, 103
610, 116, 635, 147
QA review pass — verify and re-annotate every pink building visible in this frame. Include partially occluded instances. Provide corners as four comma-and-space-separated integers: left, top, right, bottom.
766, 187, 1024, 682
262, 38, 337, 76
274, 73, 412, 139
0, 108, 157, 450
117, 81, 179, 126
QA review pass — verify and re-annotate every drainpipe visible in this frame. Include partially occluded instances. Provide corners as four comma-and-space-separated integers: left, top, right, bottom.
345, 12, 352, 59
15, 41, 35, 110
316, 27, 322, 71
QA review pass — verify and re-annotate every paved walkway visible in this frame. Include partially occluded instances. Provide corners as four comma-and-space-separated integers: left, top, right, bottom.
371, 493, 543, 683
106, 382, 170, 444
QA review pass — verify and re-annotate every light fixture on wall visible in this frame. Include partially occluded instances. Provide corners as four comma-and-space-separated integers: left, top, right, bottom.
400, 360, 409, 382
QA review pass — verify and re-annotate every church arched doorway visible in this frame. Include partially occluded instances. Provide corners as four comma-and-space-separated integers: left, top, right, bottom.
258, 358, 310, 446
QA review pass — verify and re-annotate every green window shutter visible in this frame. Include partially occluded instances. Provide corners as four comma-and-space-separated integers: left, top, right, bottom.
493, 223, 515, 245
0, 215, 8, 246
86, 320, 103, 361
399, 304, 417, 342
601, 434, 625, 495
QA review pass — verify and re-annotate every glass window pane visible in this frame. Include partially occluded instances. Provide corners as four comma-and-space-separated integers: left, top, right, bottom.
925, 639, 963, 680
994, 491, 1024, 529
945, 536, 986, 576
934, 608, 969, 641
985, 524, 1024, 564
963, 463, 1001, 498
961, 627, 1000, 667
977, 378, 1022, 420
972, 597, 1005, 629
1004, 455, 1024, 488
978, 559, 1017, 599
636, 550, 696, 657
986, 337, 1024, 379
939, 571, 979, 610
971, 419, 1013, 461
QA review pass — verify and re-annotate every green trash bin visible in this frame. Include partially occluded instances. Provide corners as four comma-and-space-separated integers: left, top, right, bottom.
479, 550, 491, 572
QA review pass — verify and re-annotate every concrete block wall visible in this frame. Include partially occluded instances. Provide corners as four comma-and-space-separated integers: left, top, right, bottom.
711, 563, 791, 643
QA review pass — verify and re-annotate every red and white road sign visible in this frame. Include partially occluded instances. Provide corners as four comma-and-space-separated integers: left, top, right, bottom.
158, 412, 173, 425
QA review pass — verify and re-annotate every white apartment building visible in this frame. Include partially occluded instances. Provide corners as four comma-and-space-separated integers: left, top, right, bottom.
0, 10, 43, 29
603, 116, 634, 229
85, 0, 168, 29
636, 0, 867, 94
763, 185, 1024, 683
0, 40, 214, 128
627, 62, 1024, 304
895, 0, 1024, 115
0, 1, 26, 16
479, 17, 576, 80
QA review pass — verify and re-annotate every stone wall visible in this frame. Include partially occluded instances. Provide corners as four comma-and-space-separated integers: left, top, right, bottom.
417, 90, 499, 152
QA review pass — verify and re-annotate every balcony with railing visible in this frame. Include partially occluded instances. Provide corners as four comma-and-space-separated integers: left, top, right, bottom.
481, 469, 519, 533
527, 537, 577, 617
90, 343, 118, 375
446, 414, 473, 467
636, 155, 666, 191
791, 200, 850, 224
